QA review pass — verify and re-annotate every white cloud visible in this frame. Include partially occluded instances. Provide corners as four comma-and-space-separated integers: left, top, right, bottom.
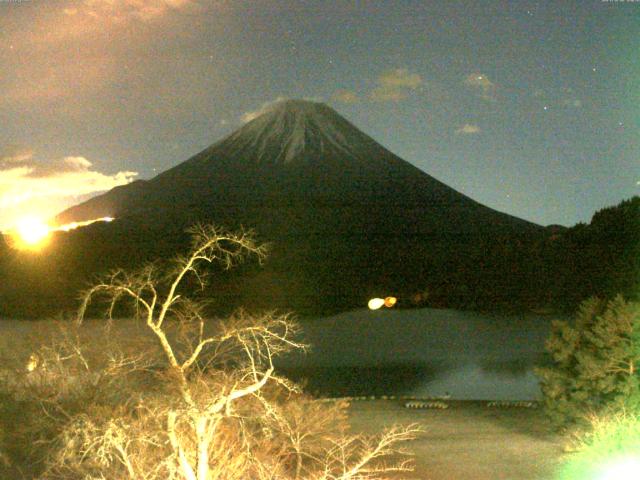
240, 96, 323, 123
240, 96, 325, 123
63, 156, 94, 170
0, 147, 34, 165
332, 89, 359, 104
379, 68, 423, 89
0, 154, 137, 230
370, 87, 407, 102
370, 68, 423, 102
241, 96, 288, 123
79, 0, 197, 21
464, 73, 495, 90
455, 124, 481, 135
464, 73, 497, 101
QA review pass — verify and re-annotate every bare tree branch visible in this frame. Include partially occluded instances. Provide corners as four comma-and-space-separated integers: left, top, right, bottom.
23, 224, 422, 480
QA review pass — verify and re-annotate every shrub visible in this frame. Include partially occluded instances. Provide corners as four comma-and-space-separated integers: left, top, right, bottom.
536, 296, 640, 428
558, 409, 640, 480
5, 224, 420, 479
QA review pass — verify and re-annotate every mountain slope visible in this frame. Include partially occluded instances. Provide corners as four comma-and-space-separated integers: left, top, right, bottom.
57, 100, 534, 233
9, 100, 546, 317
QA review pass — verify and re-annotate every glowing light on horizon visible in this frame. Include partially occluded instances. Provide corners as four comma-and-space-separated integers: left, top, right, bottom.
14, 216, 51, 248
368, 298, 385, 310
368, 297, 398, 310
4, 216, 115, 251
56, 216, 114, 232
595, 456, 640, 480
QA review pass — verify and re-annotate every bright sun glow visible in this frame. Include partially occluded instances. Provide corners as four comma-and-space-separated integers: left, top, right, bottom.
4, 216, 115, 251
57, 216, 114, 232
14, 216, 51, 248
596, 456, 640, 480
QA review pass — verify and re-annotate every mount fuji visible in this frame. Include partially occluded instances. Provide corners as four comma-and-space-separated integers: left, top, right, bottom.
58, 100, 534, 233
3, 100, 547, 317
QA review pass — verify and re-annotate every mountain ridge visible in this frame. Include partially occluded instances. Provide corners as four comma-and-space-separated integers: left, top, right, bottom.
1, 100, 633, 319
27, 99, 547, 316
57, 100, 538, 233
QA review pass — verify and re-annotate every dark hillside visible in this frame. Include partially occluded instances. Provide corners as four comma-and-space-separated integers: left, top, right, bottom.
1, 100, 564, 318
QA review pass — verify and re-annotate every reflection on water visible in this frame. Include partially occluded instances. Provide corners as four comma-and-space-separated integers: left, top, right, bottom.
278, 363, 436, 398
480, 358, 535, 376
411, 363, 542, 401
278, 307, 559, 400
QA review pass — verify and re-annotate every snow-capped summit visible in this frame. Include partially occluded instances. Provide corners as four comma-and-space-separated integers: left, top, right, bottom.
225, 99, 367, 164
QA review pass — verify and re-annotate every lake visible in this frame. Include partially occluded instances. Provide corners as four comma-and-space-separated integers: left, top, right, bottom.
0, 307, 559, 401
277, 308, 558, 401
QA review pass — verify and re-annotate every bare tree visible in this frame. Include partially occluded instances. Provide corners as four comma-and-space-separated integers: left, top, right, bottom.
30, 224, 422, 480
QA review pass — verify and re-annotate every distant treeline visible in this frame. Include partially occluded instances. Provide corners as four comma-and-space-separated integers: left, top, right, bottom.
0, 196, 637, 319
544, 196, 639, 310
425, 195, 639, 314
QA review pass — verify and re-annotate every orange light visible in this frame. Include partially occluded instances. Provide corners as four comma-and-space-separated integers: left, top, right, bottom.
384, 296, 397, 307
4, 215, 115, 251
10, 216, 51, 250
368, 296, 398, 310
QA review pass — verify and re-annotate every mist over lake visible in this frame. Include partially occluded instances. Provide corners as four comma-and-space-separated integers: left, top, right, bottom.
278, 308, 559, 400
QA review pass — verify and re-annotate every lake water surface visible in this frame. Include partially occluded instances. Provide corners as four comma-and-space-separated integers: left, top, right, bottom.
278, 308, 558, 401
1, 308, 559, 401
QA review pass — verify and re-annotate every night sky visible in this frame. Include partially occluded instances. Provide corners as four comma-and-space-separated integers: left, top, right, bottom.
1, 0, 638, 230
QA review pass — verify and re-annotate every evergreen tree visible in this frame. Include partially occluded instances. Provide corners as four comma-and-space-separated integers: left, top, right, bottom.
536, 296, 640, 427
